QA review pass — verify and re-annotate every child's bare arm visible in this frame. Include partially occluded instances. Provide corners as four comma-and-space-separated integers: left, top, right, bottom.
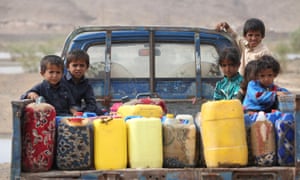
215, 22, 237, 38
70, 107, 78, 116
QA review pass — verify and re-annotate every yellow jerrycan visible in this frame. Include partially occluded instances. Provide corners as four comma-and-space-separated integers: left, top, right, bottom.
200, 99, 248, 167
93, 116, 127, 170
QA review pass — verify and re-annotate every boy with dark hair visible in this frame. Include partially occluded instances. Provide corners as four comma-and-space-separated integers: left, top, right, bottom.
213, 47, 243, 100
21, 55, 77, 116
216, 18, 272, 75
62, 49, 103, 115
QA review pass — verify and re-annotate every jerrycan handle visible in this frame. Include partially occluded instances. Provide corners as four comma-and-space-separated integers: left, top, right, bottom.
175, 114, 194, 124
125, 115, 142, 121
99, 116, 113, 124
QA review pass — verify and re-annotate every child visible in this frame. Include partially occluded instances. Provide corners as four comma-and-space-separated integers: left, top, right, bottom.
215, 18, 272, 75
243, 55, 289, 113
213, 47, 243, 100
62, 49, 103, 115
21, 55, 77, 116
235, 60, 258, 102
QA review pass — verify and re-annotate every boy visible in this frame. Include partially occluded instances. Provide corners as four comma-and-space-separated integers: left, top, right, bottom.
243, 55, 289, 113
21, 55, 77, 116
213, 47, 243, 100
216, 18, 272, 75
62, 49, 102, 115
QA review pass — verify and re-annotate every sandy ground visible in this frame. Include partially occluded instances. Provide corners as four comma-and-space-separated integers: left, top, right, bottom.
0, 163, 10, 180
0, 73, 41, 179
0, 61, 300, 179
0, 73, 42, 135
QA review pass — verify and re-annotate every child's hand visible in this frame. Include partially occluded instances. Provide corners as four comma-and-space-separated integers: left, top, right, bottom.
70, 108, 78, 116
276, 91, 289, 96
215, 22, 231, 32
239, 89, 245, 96
27, 92, 39, 100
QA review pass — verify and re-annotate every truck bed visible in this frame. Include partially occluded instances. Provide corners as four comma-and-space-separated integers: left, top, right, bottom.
19, 167, 296, 180
10, 95, 300, 180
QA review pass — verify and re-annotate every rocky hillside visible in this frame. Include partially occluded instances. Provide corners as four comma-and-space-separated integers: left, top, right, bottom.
0, 0, 299, 38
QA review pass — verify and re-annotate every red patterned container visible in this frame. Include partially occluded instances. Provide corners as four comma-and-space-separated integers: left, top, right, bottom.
22, 101, 56, 172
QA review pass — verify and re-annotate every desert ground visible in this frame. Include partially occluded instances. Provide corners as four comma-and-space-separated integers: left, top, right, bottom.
0, 73, 41, 179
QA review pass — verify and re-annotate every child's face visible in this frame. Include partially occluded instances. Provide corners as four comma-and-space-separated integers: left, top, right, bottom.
257, 68, 276, 88
244, 30, 263, 49
68, 60, 88, 80
41, 64, 63, 86
220, 59, 240, 78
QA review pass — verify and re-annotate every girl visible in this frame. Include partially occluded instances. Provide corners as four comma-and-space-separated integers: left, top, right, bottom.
243, 55, 289, 113
213, 47, 243, 100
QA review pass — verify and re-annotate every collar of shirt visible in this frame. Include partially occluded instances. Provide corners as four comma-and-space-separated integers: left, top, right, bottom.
66, 71, 86, 84
244, 41, 264, 52
43, 80, 61, 89
266, 84, 277, 91
224, 72, 242, 81
254, 80, 276, 91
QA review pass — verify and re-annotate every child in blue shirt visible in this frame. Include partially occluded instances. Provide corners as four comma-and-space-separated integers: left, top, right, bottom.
21, 55, 77, 116
213, 47, 243, 100
243, 55, 289, 113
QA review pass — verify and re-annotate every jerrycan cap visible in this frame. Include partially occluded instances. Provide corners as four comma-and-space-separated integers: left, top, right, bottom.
74, 112, 83, 117
69, 117, 83, 123
256, 111, 266, 121
166, 113, 174, 118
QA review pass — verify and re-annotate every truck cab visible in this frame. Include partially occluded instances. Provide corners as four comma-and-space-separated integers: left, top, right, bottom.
61, 26, 236, 114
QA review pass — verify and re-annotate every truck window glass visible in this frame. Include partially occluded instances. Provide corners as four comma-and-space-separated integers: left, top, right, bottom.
200, 44, 220, 77
86, 43, 219, 78
155, 43, 219, 78
86, 45, 106, 78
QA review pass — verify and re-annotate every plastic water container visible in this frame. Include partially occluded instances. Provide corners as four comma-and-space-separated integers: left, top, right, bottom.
93, 116, 127, 170
127, 117, 163, 168
163, 114, 196, 168
251, 111, 276, 166
275, 112, 295, 166
56, 117, 93, 170
201, 99, 248, 167
278, 94, 295, 113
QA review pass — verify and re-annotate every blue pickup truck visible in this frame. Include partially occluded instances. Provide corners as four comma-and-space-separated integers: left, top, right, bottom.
60, 26, 234, 115
11, 26, 300, 179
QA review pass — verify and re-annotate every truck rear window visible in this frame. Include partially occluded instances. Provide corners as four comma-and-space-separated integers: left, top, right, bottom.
86, 43, 220, 78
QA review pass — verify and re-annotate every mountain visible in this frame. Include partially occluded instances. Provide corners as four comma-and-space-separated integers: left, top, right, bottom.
0, 0, 299, 38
